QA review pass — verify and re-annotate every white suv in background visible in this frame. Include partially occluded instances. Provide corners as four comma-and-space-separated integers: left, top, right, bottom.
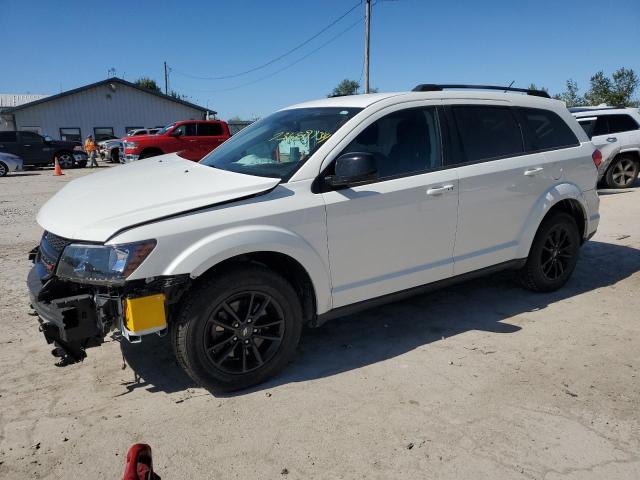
571, 107, 640, 188
28, 84, 600, 391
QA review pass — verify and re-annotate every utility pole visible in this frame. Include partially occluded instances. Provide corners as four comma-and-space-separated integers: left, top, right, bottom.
364, 0, 371, 94
164, 61, 169, 95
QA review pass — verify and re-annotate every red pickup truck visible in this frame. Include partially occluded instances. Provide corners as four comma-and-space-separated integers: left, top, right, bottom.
121, 120, 231, 162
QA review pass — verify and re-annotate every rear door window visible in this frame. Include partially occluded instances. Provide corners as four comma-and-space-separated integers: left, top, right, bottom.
577, 118, 596, 139
198, 123, 224, 136
607, 114, 639, 134
452, 106, 523, 162
518, 108, 579, 151
20, 131, 44, 143
0, 132, 18, 142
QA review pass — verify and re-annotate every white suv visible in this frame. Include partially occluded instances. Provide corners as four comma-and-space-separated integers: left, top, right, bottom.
571, 106, 640, 188
28, 84, 600, 391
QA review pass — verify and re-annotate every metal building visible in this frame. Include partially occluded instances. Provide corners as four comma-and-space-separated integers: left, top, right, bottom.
0, 78, 212, 142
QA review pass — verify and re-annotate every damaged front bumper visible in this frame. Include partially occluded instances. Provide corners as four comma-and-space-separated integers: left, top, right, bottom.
27, 244, 190, 365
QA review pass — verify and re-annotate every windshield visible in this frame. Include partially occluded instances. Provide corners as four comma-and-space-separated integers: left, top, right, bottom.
156, 123, 175, 136
200, 107, 361, 180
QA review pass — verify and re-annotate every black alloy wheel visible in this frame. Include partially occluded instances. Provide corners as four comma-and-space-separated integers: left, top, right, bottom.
203, 291, 285, 374
172, 264, 302, 392
519, 212, 580, 292
539, 224, 575, 281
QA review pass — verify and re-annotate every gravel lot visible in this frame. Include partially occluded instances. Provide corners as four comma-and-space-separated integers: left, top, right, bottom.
0, 165, 639, 479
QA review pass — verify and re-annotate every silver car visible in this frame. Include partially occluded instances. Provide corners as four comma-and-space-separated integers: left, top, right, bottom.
0, 152, 23, 177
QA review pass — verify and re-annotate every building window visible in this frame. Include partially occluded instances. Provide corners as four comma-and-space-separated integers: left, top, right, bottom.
60, 128, 81, 142
125, 126, 143, 134
94, 127, 115, 142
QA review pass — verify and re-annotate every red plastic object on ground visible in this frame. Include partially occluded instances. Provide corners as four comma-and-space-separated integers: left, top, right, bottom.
122, 444, 161, 480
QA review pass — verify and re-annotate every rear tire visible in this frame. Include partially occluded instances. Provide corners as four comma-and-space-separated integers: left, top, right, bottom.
605, 155, 639, 189
171, 264, 303, 392
519, 212, 580, 292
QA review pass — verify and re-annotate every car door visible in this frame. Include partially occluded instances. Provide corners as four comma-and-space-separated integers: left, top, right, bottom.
18, 131, 47, 165
444, 103, 564, 275
196, 122, 226, 159
321, 104, 459, 308
172, 123, 199, 160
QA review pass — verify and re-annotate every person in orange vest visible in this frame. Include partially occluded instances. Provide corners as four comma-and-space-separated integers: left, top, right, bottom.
84, 134, 98, 168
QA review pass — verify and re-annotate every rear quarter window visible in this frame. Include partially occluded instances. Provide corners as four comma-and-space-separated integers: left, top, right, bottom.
606, 114, 639, 134
518, 108, 579, 151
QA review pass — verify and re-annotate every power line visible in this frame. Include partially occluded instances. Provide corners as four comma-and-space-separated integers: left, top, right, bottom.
174, 16, 364, 94
171, 1, 362, 81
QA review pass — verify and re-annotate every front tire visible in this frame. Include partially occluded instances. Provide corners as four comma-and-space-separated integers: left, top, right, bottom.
519, 212, 580, 292
55, 152, 75, 169
0, 162, 7, 177
171, 265, 303, 392
605, 155, 639, 189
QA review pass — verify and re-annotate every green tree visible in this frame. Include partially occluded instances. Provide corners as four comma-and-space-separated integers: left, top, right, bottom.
134, 77, 161, 93
329, 79, 360, 97
584, 68, 639, 106
169, 90, 187, 100
553, 79, 583, 107
528, 83, 549, 94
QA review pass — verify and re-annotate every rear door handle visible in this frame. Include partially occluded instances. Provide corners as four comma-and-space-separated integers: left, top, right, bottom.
524, 167, 544, 176
426, 184, 455, 196
607, 137, 617, 143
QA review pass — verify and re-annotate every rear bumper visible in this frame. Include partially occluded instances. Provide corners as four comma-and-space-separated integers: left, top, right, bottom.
583, 188, 600, 240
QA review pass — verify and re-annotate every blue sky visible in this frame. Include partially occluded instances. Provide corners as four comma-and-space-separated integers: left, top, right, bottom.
2, 0, 639, 119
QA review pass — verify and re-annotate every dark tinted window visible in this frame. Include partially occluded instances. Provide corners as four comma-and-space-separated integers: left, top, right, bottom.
578, 119, 596, 139
198, 122, 224, 136
174, 123, 197, 136
60, 128, 81, 142
340, 107, 441, 178
607, 114, 639, 134
453, 106, 523, 162
519, 108, 579, 151
21, 131, 43, 143
0, 132, 18, 142
593, 117, 609, 136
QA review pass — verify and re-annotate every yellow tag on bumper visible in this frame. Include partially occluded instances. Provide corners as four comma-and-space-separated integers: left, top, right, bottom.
124, 293, 167, 335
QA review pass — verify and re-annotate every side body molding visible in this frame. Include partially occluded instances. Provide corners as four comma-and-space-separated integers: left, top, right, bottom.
165, 225, 333, 314
515, 182, 590, 260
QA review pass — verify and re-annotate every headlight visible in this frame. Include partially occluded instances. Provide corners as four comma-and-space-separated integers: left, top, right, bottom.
56, 240, 156, 285
124, 142, 139, 149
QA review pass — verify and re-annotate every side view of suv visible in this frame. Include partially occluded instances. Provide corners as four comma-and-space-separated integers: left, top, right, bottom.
121, 120, 231, 162
571, 106, 640, 188
0, 131, 88, 168
28, 85, 600, 391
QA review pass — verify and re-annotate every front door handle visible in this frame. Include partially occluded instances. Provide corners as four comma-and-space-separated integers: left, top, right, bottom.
524, 167, 544, 176
23, 144, 31, 147
426, 184, 455, 196
607, 137, 617, 143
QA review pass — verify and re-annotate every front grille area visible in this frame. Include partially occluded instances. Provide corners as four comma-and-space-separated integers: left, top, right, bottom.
39, 231, 71, 272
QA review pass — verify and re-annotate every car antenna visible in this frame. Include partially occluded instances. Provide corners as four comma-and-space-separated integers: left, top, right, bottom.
504, 80, 515, 93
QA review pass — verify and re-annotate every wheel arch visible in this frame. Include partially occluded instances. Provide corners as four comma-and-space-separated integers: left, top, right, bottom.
516, 183, 589, 259
158, 226, 332, 315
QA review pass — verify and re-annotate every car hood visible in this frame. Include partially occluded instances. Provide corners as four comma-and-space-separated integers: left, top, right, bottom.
37, 153, 280, 242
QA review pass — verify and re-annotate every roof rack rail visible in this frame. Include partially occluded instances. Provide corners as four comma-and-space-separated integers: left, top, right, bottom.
412, 84, 551, 99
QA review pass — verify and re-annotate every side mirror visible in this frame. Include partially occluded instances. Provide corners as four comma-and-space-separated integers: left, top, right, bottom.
43, 135, 53, 143
326, 152, 378, 188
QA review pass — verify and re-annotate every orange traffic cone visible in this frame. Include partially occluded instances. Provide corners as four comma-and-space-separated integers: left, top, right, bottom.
54, 157, 63, 176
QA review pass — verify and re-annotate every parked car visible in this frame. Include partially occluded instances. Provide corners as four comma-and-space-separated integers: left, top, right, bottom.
127, 128, 161, 137
120, 120, 231, 162
570, 106, 640, 188
0, 152, 23, 176
28, 84, 600, 391
99, 139, 123, 163
0, 131, 88, 168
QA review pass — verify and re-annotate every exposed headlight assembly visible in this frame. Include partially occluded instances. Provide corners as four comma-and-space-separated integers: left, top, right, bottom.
56, 240, 156, 285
